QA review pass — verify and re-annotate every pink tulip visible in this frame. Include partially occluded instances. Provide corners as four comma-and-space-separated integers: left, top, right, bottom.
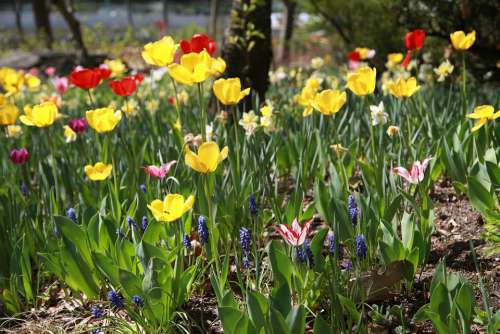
392, 157, 433, 184
53, 77, 69, 95
276, 218, 312, 247
68, 118, 87, 134
28, 68, 39, 76
9, 148, 29, 165
45, 67, 56, 77
143, 161, 177, 179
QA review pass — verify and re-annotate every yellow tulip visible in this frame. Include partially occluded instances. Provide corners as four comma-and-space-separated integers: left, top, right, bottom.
168, 50, 225, 85
142, 36, 178, 67
466, 105, 500, 132
312, 89, 347, 116
84, 162, 113, 181
347, 66, 376, 96
213, 78, 250, 105
295, 78, 320, 117
104, 59, 126, 77
0, 103, 19, 125
185, 141, 228, 173
450, 30, 475, 51
1, 68, 24, 95
24, 74, 41, 91
63, 125, 77, 143
20, 102, 57, 127
148, 194, 195, 223
86, 107, 122, 133
386, 53, 403, 68
388, 77, 420, 98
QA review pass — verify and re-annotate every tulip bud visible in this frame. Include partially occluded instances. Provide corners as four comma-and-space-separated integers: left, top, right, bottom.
9, 148, 29, 165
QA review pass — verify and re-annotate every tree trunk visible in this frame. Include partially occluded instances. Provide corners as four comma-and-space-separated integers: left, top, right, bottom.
126, 0, 134, 28
209, 0, 220, 38
222, 0, 273, 103
32, 0, 53, 49
162, 0, 169, 30
52, 0, 89, 62
13, 0, 24, 36
279, 0, 296, 64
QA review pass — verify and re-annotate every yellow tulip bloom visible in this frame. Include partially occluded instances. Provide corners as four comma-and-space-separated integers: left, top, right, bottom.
168, 50, 225, 85
295, 78, 320, 117
466, 105, 500, 132
185, 141, 229, 173
142, 36, 178, 67
148, 194, 195, 223
0, 103, 19, 125
24, 74, 41, 91
104, 59, 126, 77
388, 77, 420, 98
86, 107, 122, 133
213, 78, 250, 105
386, 53, 403, 68
84, 162, 113, 181
347, 66, 376, 96
1, 68, 24, 95
450, 30, 476, 51
20, 102, 57, 127
312, 89, 347, 116
64, 125, 77, 143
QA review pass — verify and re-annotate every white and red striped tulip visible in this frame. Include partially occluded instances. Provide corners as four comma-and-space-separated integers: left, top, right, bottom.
276, 218, 312, 247
392, 157, 432, 184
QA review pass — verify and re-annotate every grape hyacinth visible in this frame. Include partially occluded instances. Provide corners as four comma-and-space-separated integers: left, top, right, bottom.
249, 194, 258, 215
127, 216, 137, 230
296, 245, 307, 264
67, 207, 77, 224
141, 216, 148, 232
327, 232, 335, 256
139, 184, 147, 193
356, 234, 367, 259
304, 240, 315, 269
239, 227, 252, 268
242, 256, 251, 269
198, 216, 209, 245
131, 295, 144, 308
91, 306, 104, 318
348, 194, 358, 225
107, 290, 124, 308
20, 182, 28, 197
183, 234, 192, 250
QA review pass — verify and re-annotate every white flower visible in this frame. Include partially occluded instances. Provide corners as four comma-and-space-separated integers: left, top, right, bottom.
311, 57, 324, 69
239, 110, 259, 137
6, 125, 22, 138
434, 60, 454, 82
269, 67, 287, 84
370, 102, 388, 126
206, 122, 214, 141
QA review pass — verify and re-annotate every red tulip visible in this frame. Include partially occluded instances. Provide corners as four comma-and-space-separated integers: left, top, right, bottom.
276, 218, 312, 247
180, 34, 217, 56
109, 76, 137, 97
68, 118, 87, 134
98, 65, 112, 80
167, 96, 176, 105
10, 148, 29, 165
134, 72, 145, 83
348, 51, 361, 62
69, 68, 102, 90
402, 29, 426, 67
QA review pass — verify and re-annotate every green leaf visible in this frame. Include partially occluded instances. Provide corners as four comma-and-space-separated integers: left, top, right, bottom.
468, 175, 495, 212
270, 283, 291, 317
313, 315, 332, 334
286, 305, 305, 334
337, 294, 360, 323
219, 306, 244, 334
268, 241, 292, 288
269, 306, 291, 334
247, 290, 267, 331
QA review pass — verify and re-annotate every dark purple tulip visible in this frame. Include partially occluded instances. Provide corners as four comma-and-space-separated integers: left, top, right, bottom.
9, 148, 29, 165
68, 118, 87, 134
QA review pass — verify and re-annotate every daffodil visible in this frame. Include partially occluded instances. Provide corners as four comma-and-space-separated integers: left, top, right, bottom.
142, 36, 178, 67
450, 30, 476, 51
312, 89, 347, 116
84, 162, 113, 181
64, 125, 77, 143
310, 57, 324, 69
6, 125, 22, 138
370, 102, 388, 125
388, 77, 420, 98
0, 102, 19, 125
20, 102, 58, 127
104, 59, 126, 77
386, 125, 400, 137
168, 50, 225, 85
347, 66, 376, 96
185, 141, 228, 173
148, 194, 195, 222
239, 110, 259, 137
295, 78, 320, 117
434, 60, 454, 82
213, 77, 250, 105
86, 107, 122, 133
466, 105, 500, 132
260, 105, 275, 133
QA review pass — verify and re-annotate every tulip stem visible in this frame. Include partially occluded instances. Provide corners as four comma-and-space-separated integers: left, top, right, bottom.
462, 53, 467, 115
232, 105, 241, 175
197, 83, 207, 141
87, 89, 96, 109
169, 76, 182, 128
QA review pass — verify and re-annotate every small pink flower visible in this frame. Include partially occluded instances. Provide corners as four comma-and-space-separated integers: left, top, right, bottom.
53, 77, 69, 95
143, 160, 177, 179
10, 148, 29, 165
348, 60, 361, 70
276, 218, 313, 247
45, 67, 56, 77
392, 157, 433, 184
29, 68, 39, 76
68, 118, 87, 134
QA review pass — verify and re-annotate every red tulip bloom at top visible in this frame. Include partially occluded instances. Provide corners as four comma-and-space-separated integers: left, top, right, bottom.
109, 76, 137, 97
180, 34, 217, 56
402, 29, 426, 68
69, 68, 102, 90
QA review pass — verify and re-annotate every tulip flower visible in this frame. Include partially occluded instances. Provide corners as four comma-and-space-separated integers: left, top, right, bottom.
312, 89, 347, 116
386, 126, 400, 137
86, 107, 122, 133
69, 68, 102, 90
148, 194, 195, 222
402, 29, 426, 67
386, 53, 403, 68
388, 77, 420, 98
24, 74, 41, 91
180, 33, 217, 56
134, 72, 145, 83
392, 157, 433, 184
53, 77, 69, 95
109, 76, 137, 97
0, 102, 19, 125
185, 141, 228, 174
450, 30, 476, 51
295, 78, 320, 117
276, 218, 313, 247
213, 78, 250, 105
348, 51, 361, 62
143, 160, 177, 179
19, 102, 58, 127
84, 162, 113, 181
142, 36, 178, 67
347, 66, 376, 96
168, 50, 225, 85
98, 65, 112, 80
104, 59, 126, 77
45, 67, 56, 77
6, 125, 22, 138
63, 125, 77, 143
354, 47, 375, 60
466, 105, 500, 132
9, 148, 29, 165
68, 118, 87, 134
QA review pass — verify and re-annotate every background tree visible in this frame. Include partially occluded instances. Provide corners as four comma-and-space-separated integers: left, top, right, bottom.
13, 0, 24, 37
222, 0, 273, 102
52, 0, 89, 62
210, 0, 220, 39
278, 0, 296, 64
32, 0, 53, 49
